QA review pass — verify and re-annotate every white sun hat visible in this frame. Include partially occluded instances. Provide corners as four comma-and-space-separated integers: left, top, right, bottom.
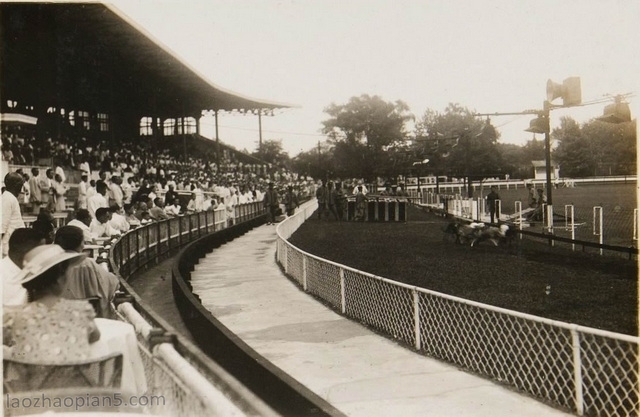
17, 244, 86, 284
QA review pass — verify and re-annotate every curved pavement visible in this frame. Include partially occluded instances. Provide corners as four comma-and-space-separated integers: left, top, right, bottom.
189, 223, 573, 417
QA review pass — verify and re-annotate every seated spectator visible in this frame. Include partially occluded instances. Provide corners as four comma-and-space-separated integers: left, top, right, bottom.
134, 202, 149, 221
164, 184, 177, 206
149, 198, 169, 221
3, 244, 100, 363
124, 203, 140, 226
109, 205, 130, 234
54, 226, 120, 318
90, 207, 118, 238
164, 198, 181, 216
186, 193, 197, 213
1, 228, 45, 306
31, 210, 56, 244
67, 209, 95, 244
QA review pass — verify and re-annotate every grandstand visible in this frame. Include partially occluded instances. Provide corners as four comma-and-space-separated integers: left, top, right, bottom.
1, 3, 328, 416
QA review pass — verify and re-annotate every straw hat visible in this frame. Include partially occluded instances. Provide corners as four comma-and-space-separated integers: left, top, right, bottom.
16, 244, 86, 284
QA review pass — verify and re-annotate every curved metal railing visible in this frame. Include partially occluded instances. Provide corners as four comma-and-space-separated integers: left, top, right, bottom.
275, 200, 640, 417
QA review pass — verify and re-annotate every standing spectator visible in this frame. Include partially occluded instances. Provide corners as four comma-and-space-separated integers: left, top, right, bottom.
77, 173, 89, 209
2, 172, 26, 257
526, 183, 537, 208
284, 184, 299, 216
263, 182, 279, 225
335, 181, 346, 221
354, 185, 367, 221
486, 186, 500, 224
38, 168, 54, 213
109, 176, 123, 207
1, 228, 44, 306
54, 163, 66, 184
315, 180, 328, 220
122, 176, 134, 205
52, 173, 68, 212
327, 181, 340, 221
87, 181, 108, 218
28, 168, 42, 215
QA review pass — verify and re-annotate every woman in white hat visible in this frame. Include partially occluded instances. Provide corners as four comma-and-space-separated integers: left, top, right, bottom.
3, 244, 101, 364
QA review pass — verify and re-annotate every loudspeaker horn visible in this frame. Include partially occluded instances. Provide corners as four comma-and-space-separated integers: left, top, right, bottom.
546, 79, 564, 102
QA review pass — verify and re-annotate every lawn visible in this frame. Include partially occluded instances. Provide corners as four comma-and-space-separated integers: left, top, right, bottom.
288, 204, 638, 335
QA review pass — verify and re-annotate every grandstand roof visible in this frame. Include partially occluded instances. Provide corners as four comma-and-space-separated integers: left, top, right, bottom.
0, 3, 293, 119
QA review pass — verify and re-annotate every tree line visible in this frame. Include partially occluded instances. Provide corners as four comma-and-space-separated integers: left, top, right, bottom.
252, 94, 636, 183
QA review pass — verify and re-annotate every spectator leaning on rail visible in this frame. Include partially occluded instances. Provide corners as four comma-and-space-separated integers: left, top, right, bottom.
3, 244, 101, 363
54, 226, 120, 319
67, 209, 95, 244
2, 172, 26, 257
149, 198, 169, 221
90, 207, 118, 238
1, 228, 45, 306
109, 205, 131, 234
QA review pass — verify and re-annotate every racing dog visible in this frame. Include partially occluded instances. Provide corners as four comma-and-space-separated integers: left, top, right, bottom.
443, 221, 515, 246
469, 223, 512, 247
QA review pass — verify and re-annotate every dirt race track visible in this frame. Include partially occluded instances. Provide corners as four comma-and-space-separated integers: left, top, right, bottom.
288, 205, 638, 336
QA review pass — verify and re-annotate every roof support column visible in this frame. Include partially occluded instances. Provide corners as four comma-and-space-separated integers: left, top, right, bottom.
215, 110, 220, 169
258, 110, 263, 154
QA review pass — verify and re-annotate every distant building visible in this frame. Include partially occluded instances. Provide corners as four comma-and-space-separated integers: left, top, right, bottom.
531, 160, 560, 180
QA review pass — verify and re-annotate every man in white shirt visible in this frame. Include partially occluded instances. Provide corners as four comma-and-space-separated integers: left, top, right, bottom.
1, 172, 26, 257
90, 207, 118, 238
77, 173, 89, 209
164, 199, 181, 217
109, 176, 124, 207
109, 205, 130, 234
67, 209, 95, 244
1, 228, 44, 305
87, 181, 109, 218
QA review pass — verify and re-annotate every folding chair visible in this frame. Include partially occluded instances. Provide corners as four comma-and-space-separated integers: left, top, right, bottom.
3, 352, 123, 393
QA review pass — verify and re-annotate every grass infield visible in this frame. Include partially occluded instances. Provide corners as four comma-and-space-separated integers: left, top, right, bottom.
288, 205, 638, 336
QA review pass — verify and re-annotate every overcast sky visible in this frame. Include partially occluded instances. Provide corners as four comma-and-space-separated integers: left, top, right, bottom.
111, 0, 640, 157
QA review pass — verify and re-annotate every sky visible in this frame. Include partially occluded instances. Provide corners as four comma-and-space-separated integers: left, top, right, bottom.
110, 0, 640, 157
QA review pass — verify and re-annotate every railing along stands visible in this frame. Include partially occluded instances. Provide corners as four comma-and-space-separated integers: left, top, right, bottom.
106, 201, 275, 417
276, 200, 640, 417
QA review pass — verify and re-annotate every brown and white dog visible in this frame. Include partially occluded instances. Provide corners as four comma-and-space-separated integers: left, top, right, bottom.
469, 223, 511, 247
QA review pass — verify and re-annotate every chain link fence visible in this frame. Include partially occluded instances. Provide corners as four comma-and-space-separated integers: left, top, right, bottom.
277, 200, 640, 417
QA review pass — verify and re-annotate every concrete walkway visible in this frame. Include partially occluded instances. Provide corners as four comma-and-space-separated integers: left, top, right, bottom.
189, 224, 573, 417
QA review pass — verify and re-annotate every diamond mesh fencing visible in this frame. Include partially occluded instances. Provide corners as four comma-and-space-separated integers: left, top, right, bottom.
306, 256, 342, 310
277, 200, 640, 416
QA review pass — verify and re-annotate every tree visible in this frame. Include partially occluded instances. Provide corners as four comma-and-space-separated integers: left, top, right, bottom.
252, 139, 289, 168
552, 117, 594, 177
322, 94, 412, 180
414, 103, 503, 196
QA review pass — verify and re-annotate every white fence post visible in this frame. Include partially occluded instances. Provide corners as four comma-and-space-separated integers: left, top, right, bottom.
340, 268, 346, 314
547, 205, 554, 246
593, 206, 603, 255
302, 256, 307, 291
565, 205, 575, 251
571, 327, 584, 416
515, 201, 523, 239
413, 289, 421, 350
634, 208, 638, 242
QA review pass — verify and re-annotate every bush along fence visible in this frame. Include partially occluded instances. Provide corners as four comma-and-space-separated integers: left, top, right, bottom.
276, 200, 640, 417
